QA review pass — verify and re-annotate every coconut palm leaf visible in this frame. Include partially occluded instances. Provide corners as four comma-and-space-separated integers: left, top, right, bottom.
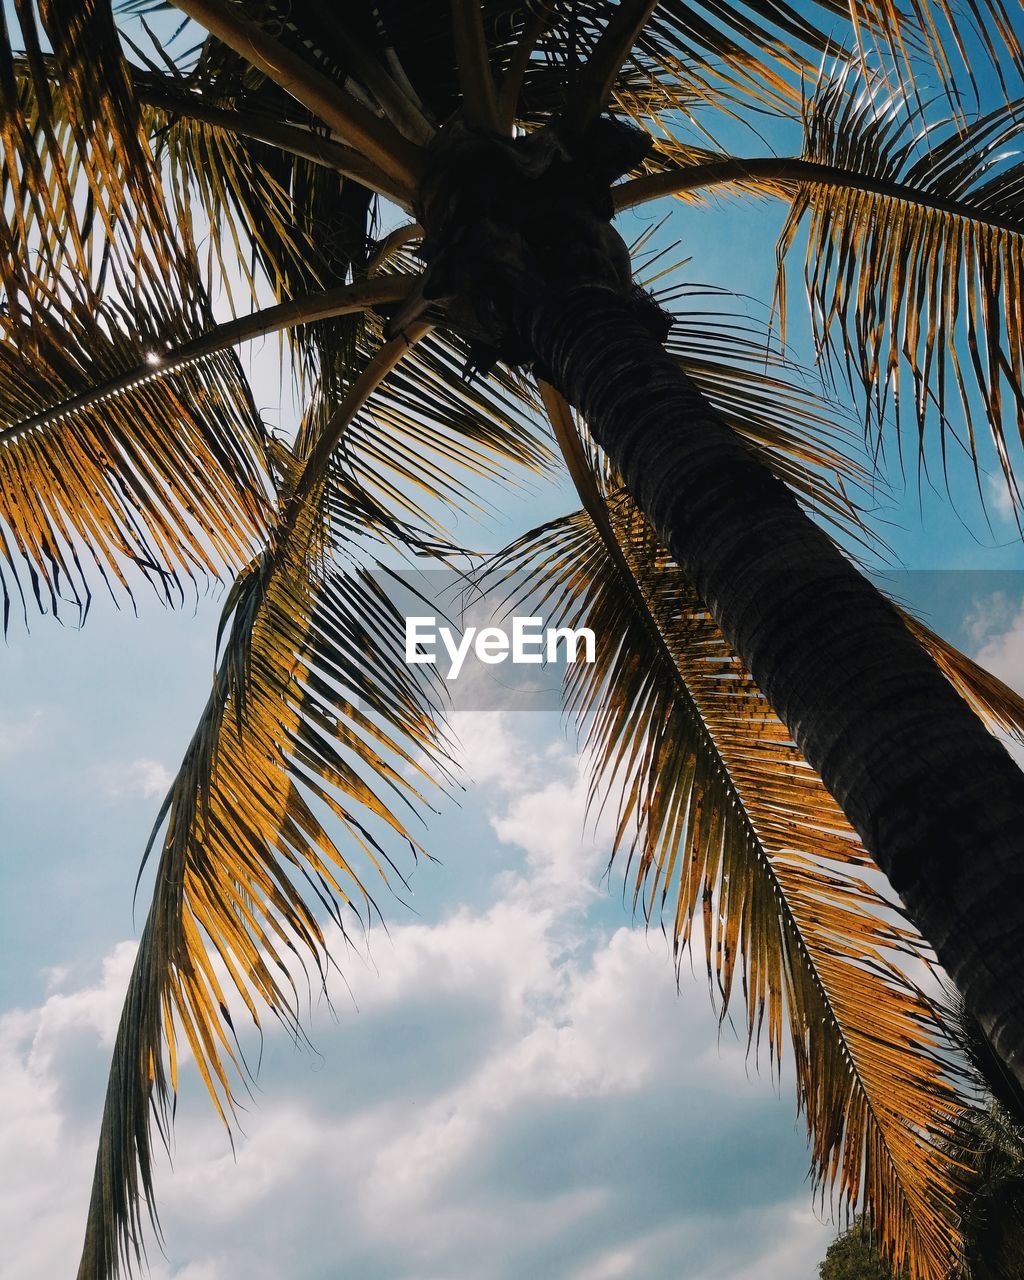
490, 476, 965, 1280
331, 319, 554, 532
2, 0, 180, 282
157, 109, 378, 393
76, 328, 455, 1279
0, 312, 269, 624
487, 378, 1024, 1278
563, 0, 1024, 128
903, 614, 1024, 745
661, 290, 878, 544
131, 0, 1024, 145
75, 293, 557, 1274
0, 3, 275, 622
774, 67, 1024, 498
78, 521, 448, 1280
615, 66, 1024, 509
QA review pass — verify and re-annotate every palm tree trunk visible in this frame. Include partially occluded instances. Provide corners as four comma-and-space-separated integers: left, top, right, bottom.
525, 282, 1024, 1087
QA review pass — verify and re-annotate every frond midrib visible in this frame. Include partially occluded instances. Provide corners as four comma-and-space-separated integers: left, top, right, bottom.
569, 462, 953, 1268
614, 155, 1024, 239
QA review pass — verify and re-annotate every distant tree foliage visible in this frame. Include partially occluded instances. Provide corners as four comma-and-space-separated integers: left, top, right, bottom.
818, 1220, 905, 1280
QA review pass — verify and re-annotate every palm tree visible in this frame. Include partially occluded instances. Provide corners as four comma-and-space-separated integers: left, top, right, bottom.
3, 0, 1024, 1277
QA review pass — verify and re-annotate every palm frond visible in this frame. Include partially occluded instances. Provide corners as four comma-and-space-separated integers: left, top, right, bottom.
169, 0, 422, 192
774, 66, 1024, 503
1, 0, 180, 282
0, 5, 275, 622
489, 482, 966, 1280
662, 289, 879, 546
77, 335, 450, 1279
566, 0, 660, 130
841, 0, 1024, 108
0, 314, 269, 624
641, 2, 1023, 123
158, 111, 378, 378
324, 315, 555, 532
451, 0, 501, 129
901, 611, 1024, 745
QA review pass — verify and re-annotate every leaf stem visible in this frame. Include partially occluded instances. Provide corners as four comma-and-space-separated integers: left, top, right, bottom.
136, 77, 410, 200
566, 0, 660, 131
169, 0, 422, 193
613, 155, 1024, 234
0, 276, 418, 444
450, 0, 501, 130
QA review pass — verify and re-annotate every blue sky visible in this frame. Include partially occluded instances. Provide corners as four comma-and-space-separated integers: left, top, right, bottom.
5, 337, 1024, 1279
4, 21, 1024, 1276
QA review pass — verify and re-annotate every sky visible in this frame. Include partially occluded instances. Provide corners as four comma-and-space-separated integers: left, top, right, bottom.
5, 326, 1024, 1280
4, 13, 1024, 1280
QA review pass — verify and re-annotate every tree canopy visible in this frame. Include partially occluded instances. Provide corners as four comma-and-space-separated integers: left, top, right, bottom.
820, 1221, 906, 1280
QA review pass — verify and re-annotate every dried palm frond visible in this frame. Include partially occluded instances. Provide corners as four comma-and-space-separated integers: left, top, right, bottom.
77, 341, 452, 1276
489, 471, 965, 1280
901, 612, 1024, 745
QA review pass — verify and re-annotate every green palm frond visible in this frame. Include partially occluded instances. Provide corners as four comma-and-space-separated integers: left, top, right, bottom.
490, 480, 964, 1280
775, 65, 1024, 501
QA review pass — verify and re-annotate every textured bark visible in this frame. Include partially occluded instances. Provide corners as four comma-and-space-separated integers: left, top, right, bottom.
525, 283, 1024, 1087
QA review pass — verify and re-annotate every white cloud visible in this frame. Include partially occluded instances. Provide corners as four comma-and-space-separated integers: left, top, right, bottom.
0, 943, 137, 1280
451, 708, 575, 792
965, 592, 1024, 692
984, 470, 1017, 523
93, 757, 173, 800
1, 713, 836, 1280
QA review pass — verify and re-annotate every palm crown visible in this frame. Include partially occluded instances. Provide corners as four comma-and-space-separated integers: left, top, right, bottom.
4, 2, 1024, 1278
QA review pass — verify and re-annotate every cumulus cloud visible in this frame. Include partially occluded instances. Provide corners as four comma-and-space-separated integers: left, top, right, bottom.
0, 944, 138, 1279
984, 470, 1017, 523
3, 713, 835, 1279
962, 590, 1024, 693
92, 757, 173, 800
